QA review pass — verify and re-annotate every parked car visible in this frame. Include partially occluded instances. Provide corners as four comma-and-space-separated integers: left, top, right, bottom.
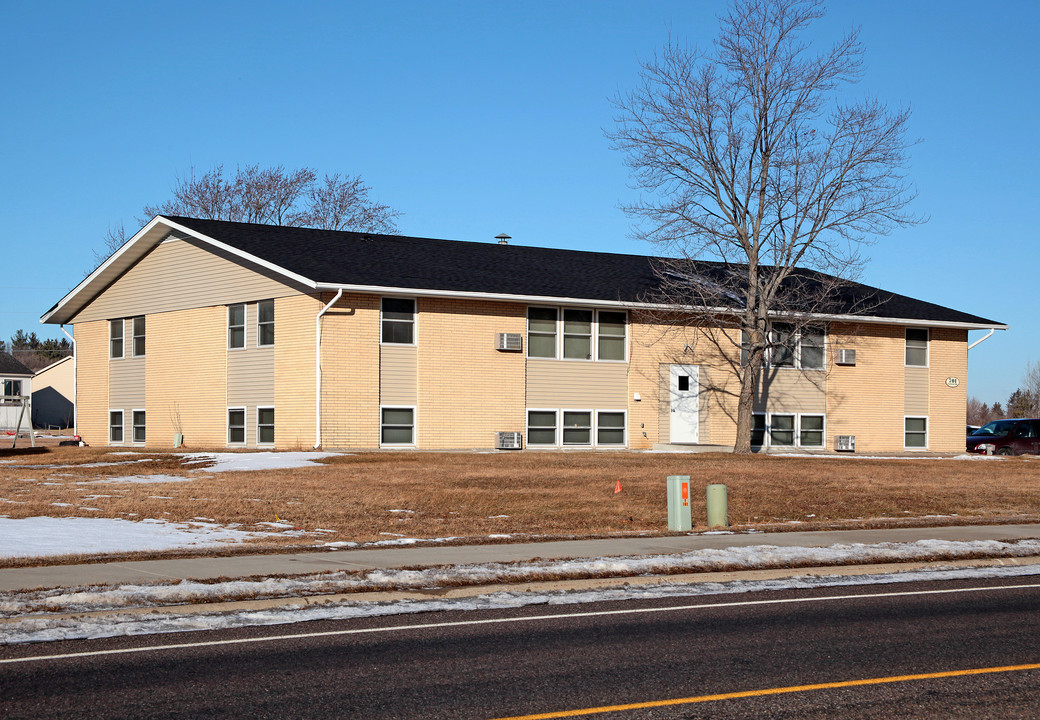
966, 419, 1040, 455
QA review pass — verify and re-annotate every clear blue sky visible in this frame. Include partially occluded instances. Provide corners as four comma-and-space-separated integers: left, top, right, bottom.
2, 0, 1036, 406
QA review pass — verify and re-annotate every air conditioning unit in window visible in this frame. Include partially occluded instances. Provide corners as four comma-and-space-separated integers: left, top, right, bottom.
495, 333, 523, 352
836, 348, 857, 366
835, 435, 856, 452
494, 431, 523, 450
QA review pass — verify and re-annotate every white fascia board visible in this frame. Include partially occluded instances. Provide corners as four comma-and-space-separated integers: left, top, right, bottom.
315, 283, 1007, 331
41, 216, 318, 325
158, 217, 317, 290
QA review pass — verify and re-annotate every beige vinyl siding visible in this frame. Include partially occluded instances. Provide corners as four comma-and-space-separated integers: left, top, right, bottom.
754, 369, 826, 414
146, 306, 228, 447
71, 238, 305, 324
904, 367, 929, 416
227, 303, 275, 408
526, 360, 628, 408
273, 294, 320, 448
927, 327, 969, 452
109, 356, 145, 408
380, 345, 417, 405
74, 320, 109, 443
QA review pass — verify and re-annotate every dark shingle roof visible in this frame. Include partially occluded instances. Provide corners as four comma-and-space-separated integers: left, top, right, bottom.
0, 351, 33, 377
165, 216, 1001, 327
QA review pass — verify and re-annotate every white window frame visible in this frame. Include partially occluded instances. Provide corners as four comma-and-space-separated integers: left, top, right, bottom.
109, 409, 124, 445
753, 412, 827, 449
905, 328, 929, 368
526, 306, 628, 362
257, 406, 275, 446
132, 409, 146, 445
228, 304, 246, 350
562, 310, 594, 361
380, 405, 416, 446
904, 415, 928, 450
769, 413, 797, 447
561, 409, 594, 446
2, 379, 23, 405
131, 316, 146, 357
257, 300, 275, 347
596, 410, 628, 447
798, 414, 826, 448
227, 407, 246, 445
742, 324, 827, 370
381, 297, 416, 346
110, 319, 124, 359
526, 408, 559, 446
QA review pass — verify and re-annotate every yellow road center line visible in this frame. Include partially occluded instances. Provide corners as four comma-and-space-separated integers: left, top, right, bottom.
489, 662, 1040, 720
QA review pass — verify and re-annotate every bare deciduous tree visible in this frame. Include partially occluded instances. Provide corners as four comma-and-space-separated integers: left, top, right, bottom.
93, 164, 401, 269
609, 0, 921, 453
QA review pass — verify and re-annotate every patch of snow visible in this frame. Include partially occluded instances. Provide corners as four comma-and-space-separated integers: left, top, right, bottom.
177, 451, 339, 473
77, 475, 194, 485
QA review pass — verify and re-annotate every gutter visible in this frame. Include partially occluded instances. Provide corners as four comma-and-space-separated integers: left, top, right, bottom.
968, 328, 996, 351
314, 289, 343, 449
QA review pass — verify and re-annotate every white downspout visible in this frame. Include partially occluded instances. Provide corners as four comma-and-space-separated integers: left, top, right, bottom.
314, 289, 343, 449
968, 329, 995, 351
60, 325, 76, 436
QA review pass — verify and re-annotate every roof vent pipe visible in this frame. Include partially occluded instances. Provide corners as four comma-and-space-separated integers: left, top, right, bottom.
495, 233, 511, 245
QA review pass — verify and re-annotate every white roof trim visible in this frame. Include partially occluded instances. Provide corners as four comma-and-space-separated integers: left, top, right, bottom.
315, 283, 1007, 331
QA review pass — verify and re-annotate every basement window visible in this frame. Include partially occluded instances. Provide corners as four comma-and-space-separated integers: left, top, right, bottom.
228, 408, 246, 444
132, 410, 146, 444
381, 407, 415, 445
109, 410, 124, 444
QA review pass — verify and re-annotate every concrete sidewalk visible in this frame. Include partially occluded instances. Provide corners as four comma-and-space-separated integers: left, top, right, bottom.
3, 523, 1040, 593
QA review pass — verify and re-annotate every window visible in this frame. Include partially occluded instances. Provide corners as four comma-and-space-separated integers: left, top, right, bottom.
257, 407, 275, 444
742, 324, 827, 369
381, 407, 415, 444
527, 410, 557, 445
109, 410, 124, 443
562, 411, 592, 444
110, 319, 124, 359
905, 417, 928, 449
528, 307, 628, 361
132, 410, 146, 444
228, 305, 245, 349
381, 298, 415, 344
905, 328, 928, 367
527, 308, 557, 358
131, 316, 145, 357
562, 310, 593, 359
597, 311, 627, 361
2, 379, 22, 404
258, 300, 275, 346
770, 414, 795, 446
597, 411, 626, 445
751, 414, 766, 446
228, 408, 246, 444
800, 415, 825, 447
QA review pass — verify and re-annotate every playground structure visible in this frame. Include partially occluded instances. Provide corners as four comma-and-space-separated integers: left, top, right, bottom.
1, 394, 34, 448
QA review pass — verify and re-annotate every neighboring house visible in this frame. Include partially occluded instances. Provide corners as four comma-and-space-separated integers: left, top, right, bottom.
32, 355, 75, 429
0, 351, 33, 432
41, 216, 1005, 453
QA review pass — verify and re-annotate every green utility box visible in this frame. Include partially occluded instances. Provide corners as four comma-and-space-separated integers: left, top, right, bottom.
666, 475, 692, 531
706, 483, 729, 528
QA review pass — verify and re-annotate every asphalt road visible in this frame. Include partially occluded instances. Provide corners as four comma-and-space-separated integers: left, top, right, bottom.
3, 576, 1040, 719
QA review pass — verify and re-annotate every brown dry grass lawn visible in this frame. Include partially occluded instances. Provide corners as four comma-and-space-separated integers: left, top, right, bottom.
2, 446, 1040, 566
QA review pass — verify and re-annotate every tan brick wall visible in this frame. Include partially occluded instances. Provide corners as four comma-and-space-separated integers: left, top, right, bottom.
146, 306, 228, 448
929, 327, 968, 452
73, 320, 109, 444
319, 292, 380, 448
418, 298, 526, 449
273, 294, 320, 449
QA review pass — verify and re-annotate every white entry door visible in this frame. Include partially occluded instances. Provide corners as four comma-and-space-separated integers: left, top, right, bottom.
669, 365, 700, 444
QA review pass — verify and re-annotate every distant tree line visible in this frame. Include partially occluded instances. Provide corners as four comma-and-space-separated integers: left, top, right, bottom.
968, 361, 1040, 425
0, 330, 72, 372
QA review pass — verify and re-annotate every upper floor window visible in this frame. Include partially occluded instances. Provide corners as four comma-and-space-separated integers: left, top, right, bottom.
2, 379, 22, 404
742, 324, 825, 370
228, 304, 245, 349
527, 307, 627, 361
132, 316, 146, 357
381, 298, 415, 344
905, 328, 928, 367
258, 300, 275, 346
110, 319, 124, 359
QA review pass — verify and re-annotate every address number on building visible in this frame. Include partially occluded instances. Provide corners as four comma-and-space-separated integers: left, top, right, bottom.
946, 377, 960, 388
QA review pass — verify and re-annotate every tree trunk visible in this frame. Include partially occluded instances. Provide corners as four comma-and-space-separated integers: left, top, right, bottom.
733, 362, 757, 454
